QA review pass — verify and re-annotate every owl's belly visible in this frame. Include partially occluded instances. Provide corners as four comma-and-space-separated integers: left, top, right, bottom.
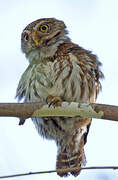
32, 116, 79, 141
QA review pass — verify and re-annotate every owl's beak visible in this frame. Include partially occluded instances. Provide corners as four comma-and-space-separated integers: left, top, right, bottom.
30, 31, 39, 46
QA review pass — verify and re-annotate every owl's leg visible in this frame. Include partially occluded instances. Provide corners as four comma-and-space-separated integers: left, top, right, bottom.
46, 95, 62, 107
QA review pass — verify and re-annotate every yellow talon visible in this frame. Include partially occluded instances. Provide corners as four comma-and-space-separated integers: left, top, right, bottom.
46, 95, 62, 107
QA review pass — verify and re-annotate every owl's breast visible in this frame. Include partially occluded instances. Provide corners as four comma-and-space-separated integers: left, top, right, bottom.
16, 52, 99, 104
30, 62, 55, 101
16, 61, 55, 102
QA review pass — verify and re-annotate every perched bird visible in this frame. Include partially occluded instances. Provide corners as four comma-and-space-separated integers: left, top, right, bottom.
16, 18, 104, 177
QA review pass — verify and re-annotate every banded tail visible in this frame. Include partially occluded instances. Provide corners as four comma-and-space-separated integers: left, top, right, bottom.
56, 136, 85, 177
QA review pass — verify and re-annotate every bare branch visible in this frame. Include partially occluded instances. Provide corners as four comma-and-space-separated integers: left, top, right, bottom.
0, 166, 118, 179
0, 102, 118, 123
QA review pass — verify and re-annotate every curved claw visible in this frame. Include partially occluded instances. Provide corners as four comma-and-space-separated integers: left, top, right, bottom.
46, 95, 62, 108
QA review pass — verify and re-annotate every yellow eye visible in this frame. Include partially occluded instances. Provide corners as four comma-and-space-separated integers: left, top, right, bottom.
39, 24, 49, 32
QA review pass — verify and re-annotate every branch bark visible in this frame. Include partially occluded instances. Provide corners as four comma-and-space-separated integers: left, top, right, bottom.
0, 102, 118, 123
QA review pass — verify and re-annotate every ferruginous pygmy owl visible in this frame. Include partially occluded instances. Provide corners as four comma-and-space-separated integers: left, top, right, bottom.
16, 18, 104, 177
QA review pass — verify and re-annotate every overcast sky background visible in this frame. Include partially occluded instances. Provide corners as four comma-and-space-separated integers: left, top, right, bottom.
0, 0, 118, 180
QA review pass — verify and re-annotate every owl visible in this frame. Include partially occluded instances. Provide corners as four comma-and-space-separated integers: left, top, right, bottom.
16, 18, 104, 177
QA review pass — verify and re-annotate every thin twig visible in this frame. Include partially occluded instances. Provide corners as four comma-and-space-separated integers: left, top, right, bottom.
0, 166, 118, 179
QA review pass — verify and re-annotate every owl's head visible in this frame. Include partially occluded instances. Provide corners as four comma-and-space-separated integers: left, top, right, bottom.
21, 18, 68, 56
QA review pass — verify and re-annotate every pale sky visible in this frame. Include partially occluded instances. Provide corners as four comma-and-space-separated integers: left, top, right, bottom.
0, 0, 118, 180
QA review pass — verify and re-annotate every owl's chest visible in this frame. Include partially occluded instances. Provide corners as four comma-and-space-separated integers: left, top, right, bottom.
24, 57, 73, 102
26, 62, 55, 101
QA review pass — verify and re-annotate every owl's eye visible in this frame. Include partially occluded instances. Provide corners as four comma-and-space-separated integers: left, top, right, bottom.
39, 24, 49, 32
24, 33, 29, 42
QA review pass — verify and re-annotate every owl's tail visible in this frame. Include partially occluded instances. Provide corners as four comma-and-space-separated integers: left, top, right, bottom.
56, 136, 85, 177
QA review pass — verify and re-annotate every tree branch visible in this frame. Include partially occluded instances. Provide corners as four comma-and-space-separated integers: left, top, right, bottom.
0, 102, 118, 124
0, 166, 118, 179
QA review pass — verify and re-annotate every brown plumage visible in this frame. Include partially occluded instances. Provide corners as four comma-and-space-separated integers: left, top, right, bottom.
16, 18, 104, 177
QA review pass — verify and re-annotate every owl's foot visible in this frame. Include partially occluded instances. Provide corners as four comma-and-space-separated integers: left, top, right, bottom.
46, 95, 62, 107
